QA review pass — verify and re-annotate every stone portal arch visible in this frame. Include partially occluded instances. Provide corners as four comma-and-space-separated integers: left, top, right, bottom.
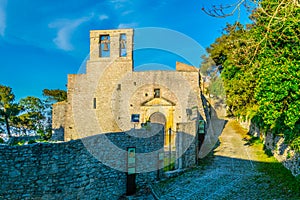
149, 112, 169, 147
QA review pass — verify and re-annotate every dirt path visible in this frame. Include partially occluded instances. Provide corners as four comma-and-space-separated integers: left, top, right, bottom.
153, 120, 299, 200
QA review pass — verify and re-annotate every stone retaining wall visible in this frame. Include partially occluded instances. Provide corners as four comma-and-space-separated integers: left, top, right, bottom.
238, 119, 300, 177
0, 124, 164, 199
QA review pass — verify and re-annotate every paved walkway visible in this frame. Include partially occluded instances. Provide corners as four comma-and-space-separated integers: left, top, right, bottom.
151, 120, 297, 200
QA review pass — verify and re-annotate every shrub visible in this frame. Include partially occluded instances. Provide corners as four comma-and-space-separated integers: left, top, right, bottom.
28, 140, 36, 144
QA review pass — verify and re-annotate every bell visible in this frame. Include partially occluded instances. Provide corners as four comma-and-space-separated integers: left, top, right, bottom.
120, 39, 126, 49
103, 44, 109, 51
101, 36, 110, 51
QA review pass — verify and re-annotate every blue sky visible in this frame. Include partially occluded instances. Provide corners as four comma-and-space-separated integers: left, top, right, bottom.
0, 0, 252, 100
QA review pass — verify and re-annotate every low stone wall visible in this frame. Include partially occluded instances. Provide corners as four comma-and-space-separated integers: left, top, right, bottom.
238, 119, 300, 177
0, 124, 164, 199
0, 141, 125, 199
264, 133, 300, 177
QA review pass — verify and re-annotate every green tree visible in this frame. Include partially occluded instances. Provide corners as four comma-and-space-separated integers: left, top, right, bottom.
41, 89, 67, 140
0, 85, 21, 138
208, 76, 226, 98
205, 0, 300, 148
17, 96, 46, 135
250, 0, 300, 142
199, 55, 216, 76
206, 22, 258, 116
43, 89, 67, 103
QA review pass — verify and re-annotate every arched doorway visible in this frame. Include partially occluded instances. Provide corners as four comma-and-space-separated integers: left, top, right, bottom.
149, 112, 174, 171
149, 112, 166, 125
149, 112, 166, 145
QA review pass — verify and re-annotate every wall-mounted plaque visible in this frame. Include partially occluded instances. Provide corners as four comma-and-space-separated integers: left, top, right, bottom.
131, 114, 140, 123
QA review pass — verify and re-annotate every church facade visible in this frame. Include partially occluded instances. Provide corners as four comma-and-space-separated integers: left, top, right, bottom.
52, 29, 206, 164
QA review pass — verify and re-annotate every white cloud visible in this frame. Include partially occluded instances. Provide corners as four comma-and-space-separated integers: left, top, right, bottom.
121, 10, 133, 16
109, 0, 132, 10
49, 15, 91, 51
0, 0, 7, 37
118, 22, 138, 29
99, 14, 109, 21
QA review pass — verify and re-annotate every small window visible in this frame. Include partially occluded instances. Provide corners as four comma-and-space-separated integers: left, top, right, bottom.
93, 98, 97, 109
117, 84, 121, 91
154, 89, 160, 98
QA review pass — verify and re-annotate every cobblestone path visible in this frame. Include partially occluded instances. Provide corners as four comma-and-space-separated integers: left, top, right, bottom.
152, 120, 299, 200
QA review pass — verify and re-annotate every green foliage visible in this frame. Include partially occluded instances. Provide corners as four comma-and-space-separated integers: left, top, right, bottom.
12, 139, 26, 146
28, 139, 36, 144
252, 0, 300, 142
43, 89, 67, 102
17, 96, 46, 134
244, 135, 262, 146
207, 76, 226, 98
37, 128, 52, 140
164, 157, 175, 172
0, 137, 4, 143
0, 85, 22, 137
207, 0, 300, 148
0, 85, 53, 140
291, 137, 300, 152
199, 48, 226, 98
199, 55, 216, 76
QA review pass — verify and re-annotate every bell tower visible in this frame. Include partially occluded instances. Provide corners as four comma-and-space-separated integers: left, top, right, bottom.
89, 29, 134, 61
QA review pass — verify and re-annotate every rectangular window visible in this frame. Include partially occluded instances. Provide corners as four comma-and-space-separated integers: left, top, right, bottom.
154, 89, 160, 98
117, 84, 121, 91
93, 98, 97, 109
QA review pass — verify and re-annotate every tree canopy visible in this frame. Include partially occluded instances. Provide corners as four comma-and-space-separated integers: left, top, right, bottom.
204, 0, 300, 151
0, 85, 21, 137
43, 89, 67, 103
0, 85, 64, 140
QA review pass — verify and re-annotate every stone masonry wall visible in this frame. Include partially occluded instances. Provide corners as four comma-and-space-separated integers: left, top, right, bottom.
52, 102, 66, 141
0, 124, 164, 200
239, 119, 300, 177
176, 121, 198, 169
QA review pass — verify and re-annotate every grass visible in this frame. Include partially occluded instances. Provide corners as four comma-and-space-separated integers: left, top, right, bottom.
225, 120, 300, 198
244, 134, 300, 198
163, 156, 176, 172
256, 160, 300, 197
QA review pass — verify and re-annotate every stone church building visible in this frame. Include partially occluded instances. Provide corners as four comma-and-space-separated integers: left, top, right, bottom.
52, 29, 206, 168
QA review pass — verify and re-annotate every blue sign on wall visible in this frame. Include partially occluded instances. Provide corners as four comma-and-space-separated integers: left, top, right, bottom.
131, 114, 140, 122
